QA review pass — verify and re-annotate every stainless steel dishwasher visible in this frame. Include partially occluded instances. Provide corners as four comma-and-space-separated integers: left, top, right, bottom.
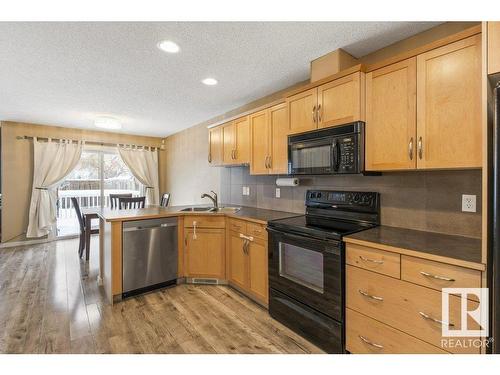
122, 217, 178, 298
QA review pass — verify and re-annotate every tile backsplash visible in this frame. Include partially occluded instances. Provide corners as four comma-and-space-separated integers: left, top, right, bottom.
219, 167, 482, 238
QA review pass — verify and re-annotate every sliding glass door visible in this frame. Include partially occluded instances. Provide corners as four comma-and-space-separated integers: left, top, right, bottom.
56, 147, 143, 237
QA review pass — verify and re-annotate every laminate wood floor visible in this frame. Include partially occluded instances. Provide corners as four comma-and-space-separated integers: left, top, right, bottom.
0, 237, 323, 354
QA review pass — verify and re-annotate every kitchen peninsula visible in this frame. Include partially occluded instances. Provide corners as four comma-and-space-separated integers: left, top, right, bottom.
97, 205, 298, 303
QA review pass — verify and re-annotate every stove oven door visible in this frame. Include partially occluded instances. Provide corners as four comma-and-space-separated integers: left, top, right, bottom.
267, 227, 343, 321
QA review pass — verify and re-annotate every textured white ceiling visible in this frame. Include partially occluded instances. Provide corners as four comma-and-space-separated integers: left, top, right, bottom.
0, 22, 440, 137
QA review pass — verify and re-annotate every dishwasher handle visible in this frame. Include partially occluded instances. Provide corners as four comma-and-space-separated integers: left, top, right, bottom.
123, 222, 178, 232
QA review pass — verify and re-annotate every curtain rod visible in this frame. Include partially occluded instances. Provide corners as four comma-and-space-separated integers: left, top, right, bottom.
15, 135, 165, 151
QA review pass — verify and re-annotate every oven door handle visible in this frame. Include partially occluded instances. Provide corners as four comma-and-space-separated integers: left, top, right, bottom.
267, 227, 341, 253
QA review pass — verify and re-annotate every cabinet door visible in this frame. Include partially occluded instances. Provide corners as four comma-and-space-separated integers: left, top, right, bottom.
234, 116, 250, 164
365, 58, 417, 171
269, 103, 289, 175
248, 238, 268, 305
208, 126, 223, 166
250, 110, 270, 175
317, 72, 364, 129
416, 34, 482, 169
286, 87, 318, 135
228, 232, 247, 290
185, 228, 225, 279
488, 22, 500, 75
222, 121, 236, 165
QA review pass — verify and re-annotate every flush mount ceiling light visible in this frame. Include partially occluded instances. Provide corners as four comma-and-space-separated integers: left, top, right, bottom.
94, 116, 122, 130
157, 40, 180, 53
202, 77, 218, 86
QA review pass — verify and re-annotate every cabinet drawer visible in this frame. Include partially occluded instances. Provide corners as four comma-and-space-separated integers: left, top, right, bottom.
346, 265, 481, 353
346, 243, 400, 278
401, 255, 481, 295
247, 222, 267, 241
346, 309, 447, 354
184, 215, 225, 228
228, 218, 247, 233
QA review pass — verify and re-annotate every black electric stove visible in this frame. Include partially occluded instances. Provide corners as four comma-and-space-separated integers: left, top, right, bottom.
267, 190, 380, 353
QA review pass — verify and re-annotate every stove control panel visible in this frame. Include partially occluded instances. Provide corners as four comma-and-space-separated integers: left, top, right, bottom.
306, 190, 379, 211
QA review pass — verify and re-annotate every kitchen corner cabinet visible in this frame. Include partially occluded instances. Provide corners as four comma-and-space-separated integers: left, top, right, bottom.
286, 71, 365, 135
365, 34, 481, 171
488, 22, 500, 75
208, 126, 223, 165
184, 217, 225, 279
222, 116, 250, 165
227, 219, 268, 306
250, 103, 289, 175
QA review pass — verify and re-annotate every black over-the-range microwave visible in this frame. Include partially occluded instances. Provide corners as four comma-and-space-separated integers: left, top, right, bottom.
287, 121, 365, 175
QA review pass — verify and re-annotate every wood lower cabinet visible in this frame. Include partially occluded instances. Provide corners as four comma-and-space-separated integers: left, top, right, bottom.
416, 34, 482, 169
250, 103, 288, 175
208, 126, 223, 166
365, 58, 417, 171
227, 219, 268, 305
185, 226, 225, 279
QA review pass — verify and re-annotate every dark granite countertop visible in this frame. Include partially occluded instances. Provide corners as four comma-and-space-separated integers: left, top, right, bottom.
345, 225, 484, 270
229, 206, 300, 223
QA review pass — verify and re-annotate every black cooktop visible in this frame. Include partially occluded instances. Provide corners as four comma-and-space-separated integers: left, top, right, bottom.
267, 215, 377, 241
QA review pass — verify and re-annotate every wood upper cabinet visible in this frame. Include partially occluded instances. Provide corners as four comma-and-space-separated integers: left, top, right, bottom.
287, 87, 317, 135
250, 103, 289, 175
416, 34, 482, 169
365, 58, 417, 171
222, 116, 250, 165
222, 121, 236, 165
185, 228, 225, 279
287, 71, 365, 135
208, 126, 223, 166
488, 22, 500, 75
317, 72, 365, 129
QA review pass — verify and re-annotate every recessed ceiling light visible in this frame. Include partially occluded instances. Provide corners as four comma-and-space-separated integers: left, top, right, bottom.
202, 78, 218, 86
94, 116, 122, 130
157, 40, 180, 53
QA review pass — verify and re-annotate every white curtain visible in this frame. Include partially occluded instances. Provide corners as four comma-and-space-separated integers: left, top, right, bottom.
118, 146, 159, 205
26, 138, 83, 238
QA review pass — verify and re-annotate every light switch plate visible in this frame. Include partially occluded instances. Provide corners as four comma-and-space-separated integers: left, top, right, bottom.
462, 194, 476, 213
275, 188, 281, 198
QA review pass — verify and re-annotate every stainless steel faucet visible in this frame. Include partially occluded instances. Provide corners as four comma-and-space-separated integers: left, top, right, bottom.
201, 191, 218, 210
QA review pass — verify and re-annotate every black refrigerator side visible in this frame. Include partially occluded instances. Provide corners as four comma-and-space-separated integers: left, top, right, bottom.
490, 81, 500, 353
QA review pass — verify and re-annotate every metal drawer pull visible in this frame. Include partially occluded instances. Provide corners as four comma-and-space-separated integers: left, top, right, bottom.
239, 233, 254, 242
359, 255, 384, 264
359, 335, 384, 349
420, 271, 455, 282
358, 289, 384, 301
419, 311, 455, 327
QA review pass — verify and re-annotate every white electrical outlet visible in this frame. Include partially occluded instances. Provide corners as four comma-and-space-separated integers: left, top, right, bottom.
246, 186, 250, 196
462, 194, 477, 213
275, 188, 281, 198
242, 186, 246, 196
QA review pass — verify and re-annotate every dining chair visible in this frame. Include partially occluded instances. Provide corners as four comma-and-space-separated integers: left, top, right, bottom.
109, 193, 132, 209
160, 193, 170, 207
119, 196, 146, 209
71, 197, 99, 260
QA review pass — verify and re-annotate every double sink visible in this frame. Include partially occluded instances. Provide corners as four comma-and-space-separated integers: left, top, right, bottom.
178, 206, 241, 213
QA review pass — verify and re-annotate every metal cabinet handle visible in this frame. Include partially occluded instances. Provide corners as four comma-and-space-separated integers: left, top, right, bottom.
418, 137, 423, 159
264, 156, 268, 168
358, 289, 384, 301
208, 153, 212, 163
419, 311, 455, 327
420, 271, 455, 282
242, 239, 249, 254
359, 335, 384, 349
312, 105, 317, 123
359, 255, 384, 264
265, 156, 270, 168
268, 155, 272, 169
239, 233, 254, 242
408, 137, 414, 160
233, 149, 237, 160
317, 104, 322, 123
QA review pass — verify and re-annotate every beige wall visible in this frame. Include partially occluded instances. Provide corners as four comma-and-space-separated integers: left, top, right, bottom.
0, 121, 164, 242
164, 123, 221, 206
